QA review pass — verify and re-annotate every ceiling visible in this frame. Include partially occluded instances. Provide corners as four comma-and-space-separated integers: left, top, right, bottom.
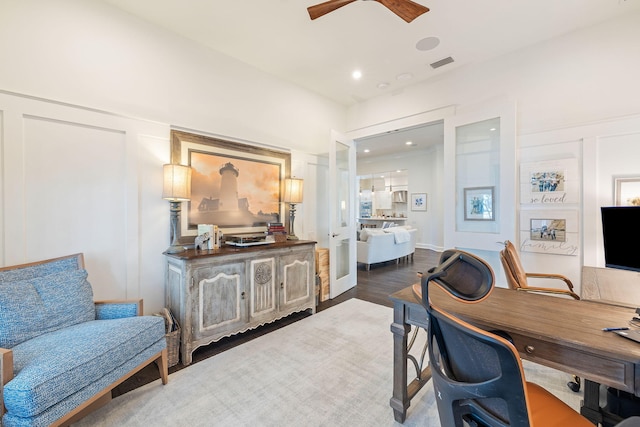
101, 0, 640, 158
355, 120, 444, 161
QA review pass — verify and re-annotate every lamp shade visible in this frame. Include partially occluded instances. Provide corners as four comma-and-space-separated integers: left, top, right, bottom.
162, 164, 192, 201
284, 178, 304, 204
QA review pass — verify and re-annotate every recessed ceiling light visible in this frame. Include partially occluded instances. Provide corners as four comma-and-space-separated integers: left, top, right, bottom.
396, 72, 413, 81
405, 141, 413, 146
416, 36, 440, 51
352, 70, 362, 80
490, 128, 497, 131
364, 149, 370, 153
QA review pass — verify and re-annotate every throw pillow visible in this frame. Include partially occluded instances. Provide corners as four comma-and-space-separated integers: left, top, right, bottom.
0, 269, 95, 348
367, 229, 386, 238
0, 256, 81, 283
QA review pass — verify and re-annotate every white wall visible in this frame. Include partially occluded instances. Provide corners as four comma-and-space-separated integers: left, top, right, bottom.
0, 93, 171, 312
347, 12, 640, 293
0, 0, 346, 154
0, 0, 346, 313
346, 12, 640, 134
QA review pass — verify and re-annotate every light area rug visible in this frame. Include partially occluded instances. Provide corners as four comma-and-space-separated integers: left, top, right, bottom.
73, 298, 583, 426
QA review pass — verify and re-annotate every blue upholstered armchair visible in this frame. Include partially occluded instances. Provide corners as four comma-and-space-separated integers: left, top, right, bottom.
0, 253, 168, 427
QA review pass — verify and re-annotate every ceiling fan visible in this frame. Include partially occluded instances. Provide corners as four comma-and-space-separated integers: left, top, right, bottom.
307, 0, 429, 23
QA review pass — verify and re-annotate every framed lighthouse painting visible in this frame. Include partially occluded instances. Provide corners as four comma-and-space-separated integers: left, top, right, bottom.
170, 130, 290, 240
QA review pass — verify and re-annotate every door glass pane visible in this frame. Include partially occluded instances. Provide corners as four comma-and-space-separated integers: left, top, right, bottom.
336, 238, 351, 280
336, 142, 350, 227
329, 132, 356, 298
455, 117, 501, 233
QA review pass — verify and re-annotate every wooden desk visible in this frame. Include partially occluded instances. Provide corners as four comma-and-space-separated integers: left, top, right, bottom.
389, 285, 640, 425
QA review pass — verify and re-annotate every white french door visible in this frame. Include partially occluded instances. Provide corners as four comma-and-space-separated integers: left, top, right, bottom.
328, 130, 357, 298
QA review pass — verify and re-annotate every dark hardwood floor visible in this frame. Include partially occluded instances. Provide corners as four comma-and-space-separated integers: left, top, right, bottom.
316, 248, 441, 310
112, 248, 441, 398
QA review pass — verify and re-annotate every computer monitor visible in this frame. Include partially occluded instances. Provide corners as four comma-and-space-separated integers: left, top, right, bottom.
601, 206, 640, 272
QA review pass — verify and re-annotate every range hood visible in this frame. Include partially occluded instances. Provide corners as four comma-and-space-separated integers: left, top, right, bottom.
392, 190, 407, 203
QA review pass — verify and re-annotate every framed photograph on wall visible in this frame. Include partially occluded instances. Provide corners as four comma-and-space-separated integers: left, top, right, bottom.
464, 187, 494, 221
411, 193, 427, 211
170, 130, 290, 239
519, 209, 579, 256
614, 176, 640, 206
520, 158, 579, 205
529, 218, 566, 242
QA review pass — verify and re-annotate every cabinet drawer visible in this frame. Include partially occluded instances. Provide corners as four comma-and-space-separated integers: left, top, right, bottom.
510, 332, 635, 393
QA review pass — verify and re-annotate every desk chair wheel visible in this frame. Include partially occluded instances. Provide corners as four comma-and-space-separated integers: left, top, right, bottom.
568, 375, 581, 392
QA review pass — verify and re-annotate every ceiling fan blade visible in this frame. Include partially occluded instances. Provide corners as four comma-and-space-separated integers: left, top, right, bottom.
307, 0, 358, 20
375, 0, 429, 23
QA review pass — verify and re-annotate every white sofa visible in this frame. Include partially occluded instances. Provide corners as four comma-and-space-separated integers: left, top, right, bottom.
357, 227, 417, 270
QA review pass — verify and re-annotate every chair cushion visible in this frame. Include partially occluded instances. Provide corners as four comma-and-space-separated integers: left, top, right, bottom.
526, 381, 592, 427
0, 269, 95, 348
4, 315, 165, 418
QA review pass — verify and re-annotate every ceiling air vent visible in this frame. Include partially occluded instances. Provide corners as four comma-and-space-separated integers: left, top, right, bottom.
430, 56, 454, 69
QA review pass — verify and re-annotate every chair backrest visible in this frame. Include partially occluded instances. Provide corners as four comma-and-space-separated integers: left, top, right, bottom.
500, 240, 528, 290
0, 253, 93, 349
417, 249, 534, 426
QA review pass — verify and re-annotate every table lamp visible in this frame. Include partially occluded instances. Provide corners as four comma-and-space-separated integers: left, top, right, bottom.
283, 178, 303, 240
163, 164, 192, 253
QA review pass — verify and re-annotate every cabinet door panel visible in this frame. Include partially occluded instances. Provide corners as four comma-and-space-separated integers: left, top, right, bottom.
249, 257, 277, 320
279, 251, 314, 312
192, 262, 246, 339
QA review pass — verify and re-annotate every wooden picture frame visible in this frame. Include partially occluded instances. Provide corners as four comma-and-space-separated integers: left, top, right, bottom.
463, 186, 494, 221
614, 176, 640, 206
520, 158, 578, 205
519, 209, 579, 256
170, 130, 290, 240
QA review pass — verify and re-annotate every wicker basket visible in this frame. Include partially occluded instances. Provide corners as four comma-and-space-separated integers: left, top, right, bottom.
165, 328, 180, 367
155, 307, 181, 367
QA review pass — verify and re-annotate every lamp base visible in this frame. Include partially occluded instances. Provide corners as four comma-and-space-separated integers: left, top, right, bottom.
165, 244, 186, 254
287, 235, 299, 240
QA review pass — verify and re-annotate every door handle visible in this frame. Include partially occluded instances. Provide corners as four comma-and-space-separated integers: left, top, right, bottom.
332, 233, 339, 237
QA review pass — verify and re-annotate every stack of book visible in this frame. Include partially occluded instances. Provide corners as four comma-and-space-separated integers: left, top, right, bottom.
266, 222, 287, 242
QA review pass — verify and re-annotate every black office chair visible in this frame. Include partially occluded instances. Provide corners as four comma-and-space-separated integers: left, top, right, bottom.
413, 249, 593, 427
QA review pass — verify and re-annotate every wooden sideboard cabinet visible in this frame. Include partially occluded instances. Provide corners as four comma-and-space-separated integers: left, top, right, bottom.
165, 240, 316, 365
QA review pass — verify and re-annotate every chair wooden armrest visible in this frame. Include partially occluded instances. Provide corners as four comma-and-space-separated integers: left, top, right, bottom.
525, 272, 579, 299
95, 299, 143, 316
1, 347, 14, 418
525, 272, 575, 291
516, 286, 580, 300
